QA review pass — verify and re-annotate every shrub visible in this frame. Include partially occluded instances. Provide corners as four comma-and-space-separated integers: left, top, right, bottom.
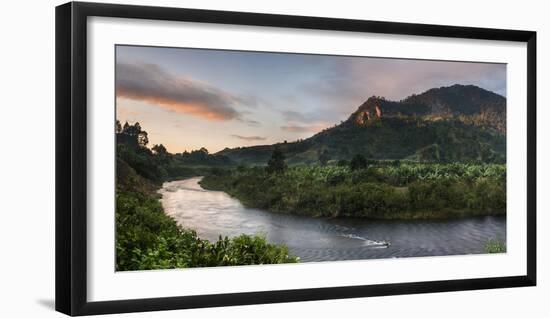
116, 160, 298, 271
200, 164, 505, 220
485, 239, 506, 253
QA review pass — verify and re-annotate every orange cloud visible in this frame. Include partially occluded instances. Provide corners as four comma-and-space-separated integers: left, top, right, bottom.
116, 62, 248, 121
117, 92, 230, 121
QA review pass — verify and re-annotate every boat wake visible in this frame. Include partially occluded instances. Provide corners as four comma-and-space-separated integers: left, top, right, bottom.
339, 233, 390, 248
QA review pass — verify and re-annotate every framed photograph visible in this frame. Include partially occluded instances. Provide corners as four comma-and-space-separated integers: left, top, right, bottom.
55, 1, 536, 316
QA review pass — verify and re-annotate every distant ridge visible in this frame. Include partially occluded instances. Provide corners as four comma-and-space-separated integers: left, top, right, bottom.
217, 84, 506, 165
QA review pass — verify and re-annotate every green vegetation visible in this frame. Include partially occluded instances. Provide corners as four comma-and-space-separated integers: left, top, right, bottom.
116, 121, 298, 271
218, 85, 506, 166
116, 177, 298, 270
485, 239, 507, 253
115, 83, 509, 267
116, 122, 234, 183
266, 147, 287, 174
201, 159, 506, 220
218, 118, 506, 166
350, 154, 368, 171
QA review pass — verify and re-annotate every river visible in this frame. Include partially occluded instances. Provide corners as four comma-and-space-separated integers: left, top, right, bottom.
159, 177, 506, 262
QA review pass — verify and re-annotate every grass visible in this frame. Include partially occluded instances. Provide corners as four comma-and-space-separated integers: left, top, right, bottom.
485, 239, 506, 253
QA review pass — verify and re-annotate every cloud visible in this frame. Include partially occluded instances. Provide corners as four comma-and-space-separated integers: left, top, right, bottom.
281, 110, 310, 122
313, 58, 505, 100
281, 122, 331, 133
294, 57, 506, 122
237, 118, 262, 126
116, 62, 251, 121
116, 105, 141, 118
230, 134, 267, 141
281, 108, 345, 125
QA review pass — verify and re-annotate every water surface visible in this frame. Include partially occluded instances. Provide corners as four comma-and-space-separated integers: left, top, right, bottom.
159, 177, 506, 262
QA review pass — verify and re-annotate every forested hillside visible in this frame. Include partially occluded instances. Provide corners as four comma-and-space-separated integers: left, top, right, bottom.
218, 84, 506, 165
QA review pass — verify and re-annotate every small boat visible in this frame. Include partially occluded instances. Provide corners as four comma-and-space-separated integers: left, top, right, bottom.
371, 239, 391, 248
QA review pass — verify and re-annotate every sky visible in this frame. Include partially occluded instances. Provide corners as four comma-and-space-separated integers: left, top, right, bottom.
116, 45, 506, 154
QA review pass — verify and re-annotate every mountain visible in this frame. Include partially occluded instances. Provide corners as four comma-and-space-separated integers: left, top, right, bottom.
217, 84, 506, 165
351, 84, 506, 133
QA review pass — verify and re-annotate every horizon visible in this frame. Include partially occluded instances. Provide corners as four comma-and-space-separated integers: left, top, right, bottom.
116, 45, 506, 153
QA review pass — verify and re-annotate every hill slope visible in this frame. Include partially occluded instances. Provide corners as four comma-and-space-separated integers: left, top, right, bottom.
217, 84, 506, 165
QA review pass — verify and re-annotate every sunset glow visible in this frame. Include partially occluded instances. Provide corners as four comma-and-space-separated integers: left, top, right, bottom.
116, 45, 506, 153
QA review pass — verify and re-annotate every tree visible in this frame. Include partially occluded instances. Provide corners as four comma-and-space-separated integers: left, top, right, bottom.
318, 150, 330, 166
350, 154, 368, 171
152, 144, 170, 164
115, 120, 122, 133
118, 121, 148, 148
137, 130, 149, 147
152, 144, 167, 156
337, 159, 349, 167
188, 147, 209, 162
266, 147, 287, 174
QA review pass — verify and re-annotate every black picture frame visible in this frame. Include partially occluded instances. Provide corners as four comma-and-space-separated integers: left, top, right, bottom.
55, 1, 537, 316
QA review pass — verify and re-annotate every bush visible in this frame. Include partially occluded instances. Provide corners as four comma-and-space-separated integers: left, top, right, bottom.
200, 163, 506, 220
116, 160, 298, 271
350, 154, 368, 170
485, 239, 506, 253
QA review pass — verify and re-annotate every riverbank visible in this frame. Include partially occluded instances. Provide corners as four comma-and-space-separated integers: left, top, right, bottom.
115, 159, 298, 271
200, 164, 506, 220
164, 177, 506, 262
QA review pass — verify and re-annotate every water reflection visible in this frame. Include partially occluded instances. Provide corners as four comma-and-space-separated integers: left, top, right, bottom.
159, 177, 506, 262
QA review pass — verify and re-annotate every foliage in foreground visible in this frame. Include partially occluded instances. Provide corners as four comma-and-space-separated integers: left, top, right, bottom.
116, 121, 234, 183
115, 122, 298, 271
116, 174, 298, 271
200, 163, 506, 220
485, 239, 506, 253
